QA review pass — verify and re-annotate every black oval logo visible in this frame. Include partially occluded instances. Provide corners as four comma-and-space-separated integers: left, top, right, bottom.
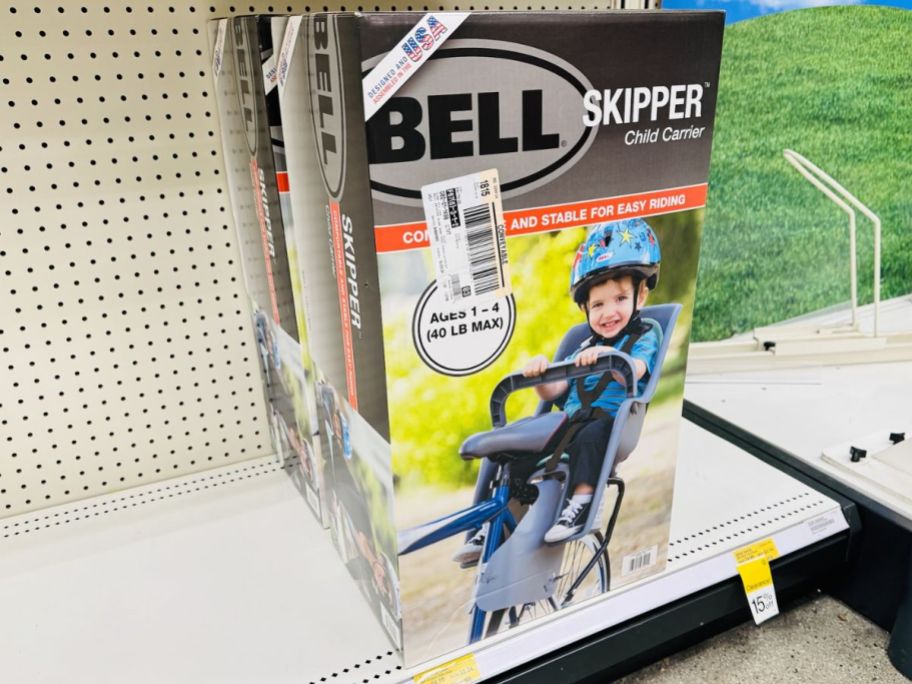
364, 39, 597, 206
231, 19, 259, 158
308, 15, 347, 201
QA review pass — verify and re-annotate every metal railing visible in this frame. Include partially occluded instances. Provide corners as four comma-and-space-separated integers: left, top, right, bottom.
783, 149, 882, 336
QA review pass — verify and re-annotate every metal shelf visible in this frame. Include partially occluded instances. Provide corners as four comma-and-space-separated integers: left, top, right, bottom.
686, 295, 912, 528
0, 420, 855, 683
0, 2, 858, 681
684, 295, 912, 666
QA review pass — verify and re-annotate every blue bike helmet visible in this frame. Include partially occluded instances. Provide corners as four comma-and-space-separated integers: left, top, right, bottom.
570, 219, 661, 305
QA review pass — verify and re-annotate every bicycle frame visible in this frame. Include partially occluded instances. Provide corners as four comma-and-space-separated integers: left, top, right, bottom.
398, 462, 518, 642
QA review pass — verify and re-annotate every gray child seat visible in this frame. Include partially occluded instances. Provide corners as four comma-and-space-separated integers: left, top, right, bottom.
460, 303, 682, 543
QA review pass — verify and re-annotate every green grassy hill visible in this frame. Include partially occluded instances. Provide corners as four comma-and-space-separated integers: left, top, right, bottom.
693, 5, 912, 341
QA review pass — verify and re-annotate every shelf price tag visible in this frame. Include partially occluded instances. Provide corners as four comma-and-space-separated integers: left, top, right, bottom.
737, 556, 779, 624
733, 538, 779, 565
734, 538, 780, 625
413, 653, 481, 684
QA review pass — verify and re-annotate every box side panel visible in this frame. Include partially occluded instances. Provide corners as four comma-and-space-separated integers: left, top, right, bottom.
212, 18, 303, 480
249, 14, 328, 525
280, 13, 401, 649
288, 13, 392, 441
224, 17, 300, 340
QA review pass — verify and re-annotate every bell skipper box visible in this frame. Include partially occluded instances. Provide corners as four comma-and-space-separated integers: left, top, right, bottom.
210, 16, 327, 525
275, 10, 722, 665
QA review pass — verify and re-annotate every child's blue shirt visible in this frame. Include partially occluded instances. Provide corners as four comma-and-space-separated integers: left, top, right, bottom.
562, 321, 662, 418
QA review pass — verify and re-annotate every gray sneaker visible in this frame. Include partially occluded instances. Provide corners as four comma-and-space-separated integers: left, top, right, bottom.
452, 527, 486, 565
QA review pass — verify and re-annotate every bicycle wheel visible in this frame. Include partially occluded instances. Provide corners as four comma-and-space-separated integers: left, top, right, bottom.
484, 531, 609, 636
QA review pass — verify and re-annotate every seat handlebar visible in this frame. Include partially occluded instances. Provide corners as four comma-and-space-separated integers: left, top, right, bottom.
489, 352, 638, 427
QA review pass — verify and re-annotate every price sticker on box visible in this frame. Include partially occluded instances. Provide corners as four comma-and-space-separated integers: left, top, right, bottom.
422, 169, 511, 308
734, 538, 780, 625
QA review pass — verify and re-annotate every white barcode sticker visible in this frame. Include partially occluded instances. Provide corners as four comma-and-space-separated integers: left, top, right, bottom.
422, 169, 511, 307
621, 545, 658, 576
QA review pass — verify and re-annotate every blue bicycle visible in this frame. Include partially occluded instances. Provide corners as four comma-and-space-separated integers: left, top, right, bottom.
398, 303, 680, 642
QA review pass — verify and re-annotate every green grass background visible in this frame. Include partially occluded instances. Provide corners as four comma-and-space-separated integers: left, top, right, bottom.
692, 5, 912, 341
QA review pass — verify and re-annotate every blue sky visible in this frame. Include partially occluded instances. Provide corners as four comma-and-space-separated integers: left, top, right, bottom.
662, 0, 912, 23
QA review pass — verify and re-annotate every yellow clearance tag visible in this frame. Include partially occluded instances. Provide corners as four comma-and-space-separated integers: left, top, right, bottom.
734, 538, 780, 565
735, 551, 779, 625
413, 653, 481, 684
738, 555, 774, 594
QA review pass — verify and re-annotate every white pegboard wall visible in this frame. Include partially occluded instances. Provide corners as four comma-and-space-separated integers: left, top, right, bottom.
0, 2, 283, 519
0, 0, 656, 519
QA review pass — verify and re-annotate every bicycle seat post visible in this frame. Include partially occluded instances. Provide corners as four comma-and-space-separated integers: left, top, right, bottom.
497, 461, 512, 489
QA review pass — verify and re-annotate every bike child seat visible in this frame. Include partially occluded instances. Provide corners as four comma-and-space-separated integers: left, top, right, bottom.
459, 412, 568, 461
463, 303, 681, 540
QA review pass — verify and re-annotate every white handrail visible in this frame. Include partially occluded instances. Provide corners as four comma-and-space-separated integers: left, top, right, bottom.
783, 149, 881, 337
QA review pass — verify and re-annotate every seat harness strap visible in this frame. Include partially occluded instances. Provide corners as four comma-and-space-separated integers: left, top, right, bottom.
542, 321, 653, 474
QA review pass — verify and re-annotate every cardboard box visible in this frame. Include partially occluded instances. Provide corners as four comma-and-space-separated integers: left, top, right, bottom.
211, 16, 327, 524
276, 9, 723, 664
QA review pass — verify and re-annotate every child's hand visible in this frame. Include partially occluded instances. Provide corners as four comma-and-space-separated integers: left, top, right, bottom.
575, 345, 615, 367
522, 354, 550, 377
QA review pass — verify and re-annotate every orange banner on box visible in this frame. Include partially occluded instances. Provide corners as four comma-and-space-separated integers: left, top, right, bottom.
374, 184, 708, 253
250, 158, 282, 323
329, 200, 359, 410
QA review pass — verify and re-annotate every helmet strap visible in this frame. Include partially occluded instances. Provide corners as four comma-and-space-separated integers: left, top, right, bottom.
619, 280, 645, 338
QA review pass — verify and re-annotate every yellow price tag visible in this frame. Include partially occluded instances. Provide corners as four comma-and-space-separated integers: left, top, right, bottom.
733, 538, 779, 565
413, 654, 481, 684
735, 548, 779, 625
737, 555, 773, 594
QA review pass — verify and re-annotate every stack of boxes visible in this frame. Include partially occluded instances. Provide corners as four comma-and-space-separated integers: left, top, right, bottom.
212, 10, 723, 663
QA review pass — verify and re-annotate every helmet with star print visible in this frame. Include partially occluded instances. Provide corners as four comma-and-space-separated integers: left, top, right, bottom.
570, 219, 661, 305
